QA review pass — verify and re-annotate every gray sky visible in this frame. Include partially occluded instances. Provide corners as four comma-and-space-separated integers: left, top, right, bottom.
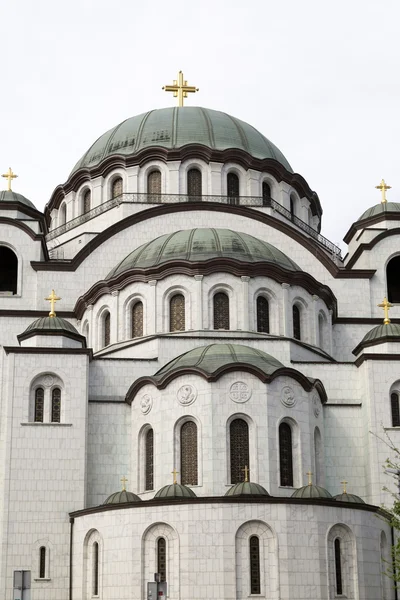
1, 0, 399, 250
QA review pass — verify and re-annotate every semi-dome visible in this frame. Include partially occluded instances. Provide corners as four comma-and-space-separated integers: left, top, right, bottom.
0, 190, 36, 209
107, 228, 301, 278
353, 322, 400, 355
71, 106, 293, 175
334, 492, 365, 504
18, 316, 85, 344
225, 481, 270, 497
103, 490, 142, 505
358, 202, 400, 221
291, 484, 332, 499
154, 483, 197, 500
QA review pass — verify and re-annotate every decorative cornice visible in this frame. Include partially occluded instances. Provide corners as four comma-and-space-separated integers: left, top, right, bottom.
353, 336, 400, 356
0, 310, 75, 318
17, 328, 87, 346
343, 212, 400, 245
346, 227, 400, 269
354, 353, 400, 367
3, 346, 92, 358
0, 217, 49, 260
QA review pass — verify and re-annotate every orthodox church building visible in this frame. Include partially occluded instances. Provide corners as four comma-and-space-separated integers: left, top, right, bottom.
1, 74, 399, 599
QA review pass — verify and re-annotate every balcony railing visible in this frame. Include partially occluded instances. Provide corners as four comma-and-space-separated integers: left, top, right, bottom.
46, 193, 342, 258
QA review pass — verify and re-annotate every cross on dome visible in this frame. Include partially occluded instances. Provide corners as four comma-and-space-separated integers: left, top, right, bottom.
171, 468, 179, 484
242, 465, 250, 482
375, 178, 391, 204
306, 471, 313, 485
163, 71, 199, 107
45, 289, 61, 318
121, 476, 128, 491
377, 297, 393, 325
341, 480, 348, 493
2, 167, 18, 191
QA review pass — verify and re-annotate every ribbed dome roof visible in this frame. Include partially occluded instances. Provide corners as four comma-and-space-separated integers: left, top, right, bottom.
103, 490, 141, 505
154, 483, 197, 500
107, 228, 300, 278
334, 492, 365, 504
154, 344, 284, 381
359, 202, 400, 221
291, 484, 332, 499
0, 190, 36, 209
71, 107, 292, 175
21, 316, 80, 336
361, 322, 400, 344
225, 481, 270, 497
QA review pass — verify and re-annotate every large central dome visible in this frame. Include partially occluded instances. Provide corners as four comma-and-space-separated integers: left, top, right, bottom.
71, 106, 293, 174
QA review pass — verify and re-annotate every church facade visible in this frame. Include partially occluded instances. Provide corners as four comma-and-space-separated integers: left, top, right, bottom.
0, 90, 399, 599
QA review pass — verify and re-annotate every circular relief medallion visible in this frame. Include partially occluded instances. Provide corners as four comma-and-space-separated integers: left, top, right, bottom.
43, 375, 54, 388
281, 386, 296, 407
313, 394, 321, 418
140, 394, 153, 415
177, 384, 197, 406
229, 381, 252, 403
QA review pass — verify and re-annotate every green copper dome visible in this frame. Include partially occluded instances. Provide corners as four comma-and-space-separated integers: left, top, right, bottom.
0, 190, 36, 209
334, 492, 365, 504
353, 322, 400, 356
18, 316, 85, 345
358, 202, 400, 221
154, 483, 197, 500
103, 490, 142, 505
225, 481, 270, 497
291, 484, 332, 499
71, 107, 292, 175
107, 228, 300, 278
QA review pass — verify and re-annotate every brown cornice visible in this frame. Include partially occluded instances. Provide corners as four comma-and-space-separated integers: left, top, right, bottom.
0, 310, 75, 318
45, 147, 322, 219
352, 336, 400, 356
354, 353, 400, 367
0, 216, 49, 260
343, 212, 400, 245
335, 317, 400, 325
3, 346, 92, 358
17, 329, 87, 347
346, 227, 400, 269
0, 202, 47, 226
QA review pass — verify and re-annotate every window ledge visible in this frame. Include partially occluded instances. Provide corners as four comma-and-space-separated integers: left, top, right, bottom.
384, 427, 400, 431
34, 578, 51, 582
21, 422, 72, 427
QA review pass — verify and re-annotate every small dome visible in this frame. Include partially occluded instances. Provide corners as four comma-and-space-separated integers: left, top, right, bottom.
358, 202, 400, 221
291, 484, 332, 499
353, 322, 400, 355
0, 190, 36, 209
107, 228, 301, 279
334, 492, 365, 504
154, 483, 197, 500
103, 490, 142, 504
225, 481, 270, 497
18, 316, 85, 345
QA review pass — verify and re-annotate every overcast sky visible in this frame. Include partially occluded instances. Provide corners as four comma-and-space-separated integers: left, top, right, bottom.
1, 0, 399, 250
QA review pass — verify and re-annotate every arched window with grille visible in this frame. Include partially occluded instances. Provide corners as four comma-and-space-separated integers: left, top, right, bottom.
35, 387, 44, 423
213, 292, 230, 329
157, 538, 167, 582
187, 168, 202, 199
230, 418, 249, 484
391, 392, 400, 427
227, 172, 239, 204
334, 538, 343, 595
148, 170, 161, 197
262, 181, 271, 205
145, 428, 154, 491
112, 177, 123, 199
292, 305, 301, 340
387, 256, 400, 303
131, 301, 143, 338
93, 541, 99, 596
83, 190, 91, 214
180, 421, 198, 485
279, 422, 293, 486
51, 388, 61, 423
39, 546, 46, 579
249, 536, 261, 594
169, 294, 185, 332
103, 311, 111, 347
0, 246, 18, 294
256, 296, 269, 333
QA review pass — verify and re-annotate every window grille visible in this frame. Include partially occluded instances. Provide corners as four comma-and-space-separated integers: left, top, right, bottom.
292, 305, 301, 340
249, 536, 261, 594
39, 546, 46, 579
170, 294, 185, 331
213, 292, 230, 329
392, 393, 400, 427
187, 168, 202, 198
181, 421, 198, 485
148, 171, 161, 195
257, 296, 269, 333
34, 388, 44, 423
262, 181, 271, 205
145, 429, 154, 491
279, 423, 293, 486
157, 538, 166, 582
132, 301, 143, 338
104, 312, 111, 347
230, 418, 249, 484
227, 172, 239, 204
112, 177, 123, 198
93, 542, 99, 596
51, 388, 61, 423
83, 190, 91, 214
334, 538, 343, 595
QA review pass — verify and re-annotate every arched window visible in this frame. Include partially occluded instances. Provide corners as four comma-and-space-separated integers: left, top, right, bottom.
0, 246, 18, 294
292, 305, 301, 340
279, 422, 293, 486
391, 393, 400, 427
83, 190, 91, 214
318, 313, 325, 349
227, 172, 239, 204
59, 203, 67, 225
314, 427, 322, 485
181, 421, 198, 485
249, 536, 261, 594
103, 311, 111, 347
387, 256, 400, 303
51, 388, 61, 423
112, 177, 123, 199
213, 292, 230, 329
169, 294, 185, 332
262, 181, 271, 205
39, 546, 46, 579
230, 418, 249, 484
290, 195, 295, 217
187, 168, 202, 199
256, 296, 269, 333
157, 538, 166, 582
145, 428, 154, 491
148, 170, 161, 196
334, 538, 343, 595
131, 301, 143, 338
34, 388, 44, 423
93, 541, 99, 596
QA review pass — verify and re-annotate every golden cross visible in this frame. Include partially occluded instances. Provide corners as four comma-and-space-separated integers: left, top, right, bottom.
45, 289, 61, 318
171, 468, 179, 484
163, 71, 199, 107
306, 471, 313, 485
1, 167, 18, 191
121, 475, 128, 491
375, 178, 391, 204
378, 297, 393, 325
242, 465, 250, 482
341, 480, 348, 494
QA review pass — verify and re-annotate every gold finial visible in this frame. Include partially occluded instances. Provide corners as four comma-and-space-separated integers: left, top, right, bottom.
163, 71, 199, 107
306, 471, 313, 485
45, 289, 61, 318
242, 465, 250, 483
341, 480, 348, 494
171, 468, 179, 484
121, 475, 128, 491
375, 178, 391, 204
1, 167, 18, 191
378, 297, 393, 325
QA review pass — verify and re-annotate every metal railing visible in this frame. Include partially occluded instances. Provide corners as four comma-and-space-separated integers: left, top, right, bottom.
46, 193, 342, 258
